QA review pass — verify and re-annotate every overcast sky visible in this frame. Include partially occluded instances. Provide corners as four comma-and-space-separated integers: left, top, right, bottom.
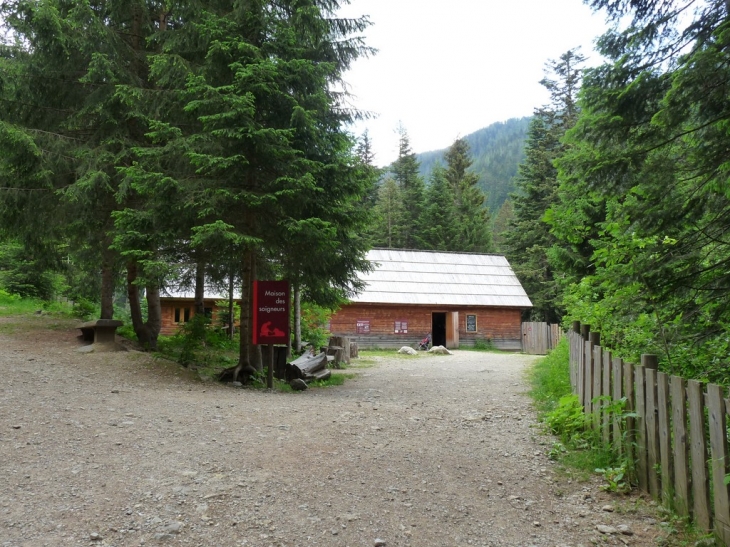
337, 0, 610, 166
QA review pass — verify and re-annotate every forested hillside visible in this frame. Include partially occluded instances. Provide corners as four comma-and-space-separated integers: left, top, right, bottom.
416, 117, 530, 212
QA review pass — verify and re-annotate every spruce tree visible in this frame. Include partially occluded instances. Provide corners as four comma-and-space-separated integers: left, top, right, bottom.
504, 49, 585, 323
391, 124, 426, 249
420, 166, 458, 251
444, 137, 493, 253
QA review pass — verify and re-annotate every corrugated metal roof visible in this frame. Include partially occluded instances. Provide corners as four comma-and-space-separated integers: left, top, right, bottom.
351, 249, 532, 308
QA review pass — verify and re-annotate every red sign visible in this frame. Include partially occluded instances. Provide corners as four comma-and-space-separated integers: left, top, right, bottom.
252, 280, 290, 345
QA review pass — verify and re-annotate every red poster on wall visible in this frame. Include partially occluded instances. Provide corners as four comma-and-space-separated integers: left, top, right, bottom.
252, 280, 290, 345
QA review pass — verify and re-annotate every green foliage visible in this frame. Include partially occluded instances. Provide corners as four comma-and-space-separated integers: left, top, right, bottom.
545, 394, 589, 446
528, 337, 571, 415
505, 49, 585, 323
472, 338, 496, 351
547, 0, 730, 385
595, 465, 630, 494
299, 302, 332, 350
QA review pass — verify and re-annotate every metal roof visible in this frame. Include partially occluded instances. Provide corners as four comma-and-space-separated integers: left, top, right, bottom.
350, 249, 532, 308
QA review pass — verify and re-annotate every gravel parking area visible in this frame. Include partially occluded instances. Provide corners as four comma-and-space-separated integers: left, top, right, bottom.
0, 315, 668, 547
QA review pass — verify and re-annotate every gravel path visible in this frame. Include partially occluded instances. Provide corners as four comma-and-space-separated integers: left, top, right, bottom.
0, 315, 669, 547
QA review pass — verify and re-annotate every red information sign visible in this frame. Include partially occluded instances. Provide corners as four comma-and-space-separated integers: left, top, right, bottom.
252, 280, 290, 345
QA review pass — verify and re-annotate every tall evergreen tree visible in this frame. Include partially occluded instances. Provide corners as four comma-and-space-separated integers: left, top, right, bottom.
548, 1, 730, 380
391, 124, 426, 249
444, 137, 493, 253
420, 166, 458, 251
371, 176, 404, 249
505, 49, 585, 323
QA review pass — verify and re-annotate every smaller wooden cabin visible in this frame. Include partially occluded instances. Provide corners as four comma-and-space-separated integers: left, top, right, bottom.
329, 249, 532, 350
158, 289, 237, 336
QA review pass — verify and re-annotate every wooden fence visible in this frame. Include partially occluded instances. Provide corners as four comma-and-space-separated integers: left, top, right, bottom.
569, 323, 730, 544
522, 322, 563, 354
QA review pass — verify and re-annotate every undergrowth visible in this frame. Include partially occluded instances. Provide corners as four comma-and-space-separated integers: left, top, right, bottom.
527, 337, 715, 545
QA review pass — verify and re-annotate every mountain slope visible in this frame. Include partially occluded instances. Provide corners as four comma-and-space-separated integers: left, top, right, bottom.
416, 117, 530, 212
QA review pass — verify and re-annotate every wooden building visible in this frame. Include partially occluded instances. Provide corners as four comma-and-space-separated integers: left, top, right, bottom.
158, 290, 235, 336
329, 249, 532, 350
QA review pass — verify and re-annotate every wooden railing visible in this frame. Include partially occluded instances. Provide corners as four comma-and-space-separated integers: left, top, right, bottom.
568, 323, 730, 545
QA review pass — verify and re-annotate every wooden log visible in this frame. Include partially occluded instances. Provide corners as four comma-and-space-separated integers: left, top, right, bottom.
305, 369, 331, 381
287, 352, 327, 380
670, 375, 690, 517
329, 336, 351, 364
688, 379, 712, 531
657, 372, 673, 507
645, 367, 660, 499
707, 384, 730, 544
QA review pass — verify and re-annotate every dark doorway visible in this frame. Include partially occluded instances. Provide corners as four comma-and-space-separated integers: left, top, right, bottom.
432, 312, 446, 347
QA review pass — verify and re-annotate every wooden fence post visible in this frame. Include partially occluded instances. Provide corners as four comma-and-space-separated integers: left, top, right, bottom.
670, 375, 690, 517
623, 361, 636, 480
688, 380, 712, 531
611, 356, 623, 454
602, 348, 611, 444
592, 339, 602, 430
635, 365, 649, 493
707, 384, 730, 544
642, 355, 660, 499
657, 372, 673, 507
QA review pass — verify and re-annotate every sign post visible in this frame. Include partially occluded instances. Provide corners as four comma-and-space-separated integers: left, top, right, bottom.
253, 280, 290, 389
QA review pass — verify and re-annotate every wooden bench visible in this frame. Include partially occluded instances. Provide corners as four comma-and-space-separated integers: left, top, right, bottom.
78, 319, 123, 345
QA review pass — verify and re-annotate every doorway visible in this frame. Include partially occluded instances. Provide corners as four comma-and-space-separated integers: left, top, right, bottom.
432, 312, 446, 347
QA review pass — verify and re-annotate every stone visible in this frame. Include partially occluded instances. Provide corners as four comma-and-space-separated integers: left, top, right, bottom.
290, 378, 308, 391
602, 504, 614, 512
617, 524, 634, 535
90, 532, 102, 541
596, 524, 618, 534
374, 539, 386, 546
163, 521, 183, 534
398, 347, 417, 355
427, 345, 453, 355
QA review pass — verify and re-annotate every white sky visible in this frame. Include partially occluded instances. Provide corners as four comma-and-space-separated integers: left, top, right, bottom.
337, 0, 610, 166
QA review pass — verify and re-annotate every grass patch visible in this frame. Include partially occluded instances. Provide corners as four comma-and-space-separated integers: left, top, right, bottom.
528, 336, 571, 416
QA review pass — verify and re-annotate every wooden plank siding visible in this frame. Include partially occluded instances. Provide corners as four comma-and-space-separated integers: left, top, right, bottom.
567, 328, 730, 544
330, 304, 523, 350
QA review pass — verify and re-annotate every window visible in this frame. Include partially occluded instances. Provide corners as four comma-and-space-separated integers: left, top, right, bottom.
466, 314, 477, 333
356, 319, 370, 334
394, 320, 408, 334
174, 307, 191, 323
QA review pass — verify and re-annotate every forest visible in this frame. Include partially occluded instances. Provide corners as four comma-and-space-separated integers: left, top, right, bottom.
1, 0, 729, 385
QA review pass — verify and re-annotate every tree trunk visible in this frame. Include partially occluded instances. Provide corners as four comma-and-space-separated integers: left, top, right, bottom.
228, 263, 235, 339
100, 248, 115, 320
194, 261, 205, 316
235, 249, 254, 381
127, 260, 152, 349
145, 282, 161, 351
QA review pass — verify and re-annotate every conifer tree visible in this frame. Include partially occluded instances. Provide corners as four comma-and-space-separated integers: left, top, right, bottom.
420, 166, 458, 251
504, 49, 585, 323
391, 124, 426, 249
444, 137, 493, 253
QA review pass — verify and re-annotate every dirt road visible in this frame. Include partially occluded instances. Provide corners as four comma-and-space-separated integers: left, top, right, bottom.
0, 315, 667, 546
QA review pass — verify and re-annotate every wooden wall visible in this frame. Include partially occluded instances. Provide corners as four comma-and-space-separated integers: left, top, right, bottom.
159, 298, 232, 336
330, 303, 523, 350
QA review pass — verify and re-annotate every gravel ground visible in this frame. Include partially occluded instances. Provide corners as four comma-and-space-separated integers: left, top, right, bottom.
0, 315, 671, 547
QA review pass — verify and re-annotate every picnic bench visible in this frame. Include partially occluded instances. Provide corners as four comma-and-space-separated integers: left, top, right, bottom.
78, 319, 123, 345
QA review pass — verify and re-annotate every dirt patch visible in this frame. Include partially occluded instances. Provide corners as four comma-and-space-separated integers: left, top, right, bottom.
0, 316, 670, 546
